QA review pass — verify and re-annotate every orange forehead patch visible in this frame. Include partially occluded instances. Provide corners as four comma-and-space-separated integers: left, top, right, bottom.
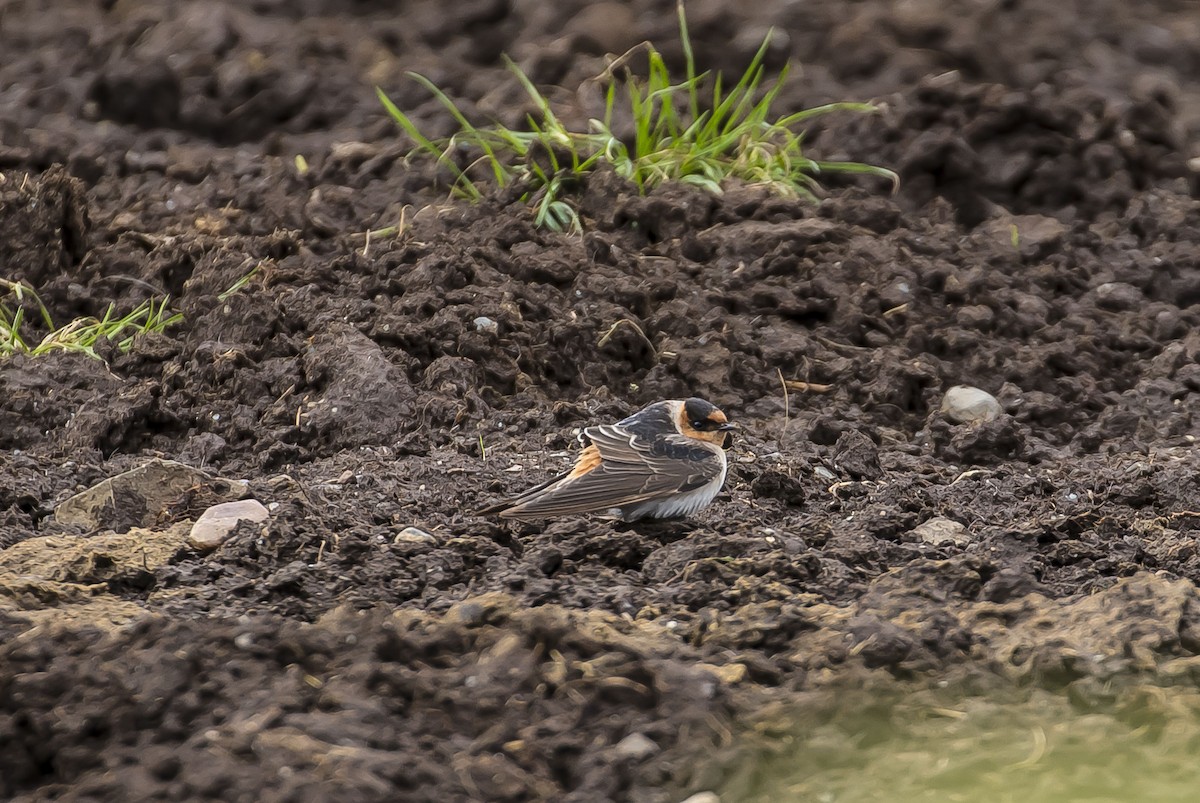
677, 404, 729, 447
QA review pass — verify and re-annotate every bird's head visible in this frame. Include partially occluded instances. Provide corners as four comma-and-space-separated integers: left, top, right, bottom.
677, 397, 737, 449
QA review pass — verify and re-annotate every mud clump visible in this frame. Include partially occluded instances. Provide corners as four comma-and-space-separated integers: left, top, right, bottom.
0, 166, 89, 288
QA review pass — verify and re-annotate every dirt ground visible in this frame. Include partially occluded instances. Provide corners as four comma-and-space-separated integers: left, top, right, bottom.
2, 0, 1199, 800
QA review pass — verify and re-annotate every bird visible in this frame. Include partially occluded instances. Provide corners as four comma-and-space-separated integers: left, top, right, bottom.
478, 397, 736, 522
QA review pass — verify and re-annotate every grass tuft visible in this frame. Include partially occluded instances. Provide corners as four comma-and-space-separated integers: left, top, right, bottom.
218, 263, 262, 302
0, 279, 182, 360
378, 1, 897, 232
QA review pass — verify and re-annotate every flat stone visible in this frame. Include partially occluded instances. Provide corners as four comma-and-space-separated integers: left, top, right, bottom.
911, 516, 971, 547
979, 213, 1067, 256
55, 458, 247, 532
188, 499, 269, 550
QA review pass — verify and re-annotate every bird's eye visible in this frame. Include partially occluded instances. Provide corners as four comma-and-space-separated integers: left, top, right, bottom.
690, 419, 709, 430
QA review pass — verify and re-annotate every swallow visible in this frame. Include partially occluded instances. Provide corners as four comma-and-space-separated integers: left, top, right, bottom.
478, 397, 736, 521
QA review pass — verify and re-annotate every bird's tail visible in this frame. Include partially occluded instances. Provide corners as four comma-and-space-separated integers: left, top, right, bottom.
474, 471, 565, 518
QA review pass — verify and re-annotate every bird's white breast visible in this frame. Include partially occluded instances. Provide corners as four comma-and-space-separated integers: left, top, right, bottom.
621, 448, 728, 521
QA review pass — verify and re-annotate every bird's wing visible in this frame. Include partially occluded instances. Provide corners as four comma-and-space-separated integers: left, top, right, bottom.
499, 423, 722, 518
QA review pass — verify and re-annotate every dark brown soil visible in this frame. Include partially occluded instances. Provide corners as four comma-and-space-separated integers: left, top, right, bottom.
2, 0, 1200, 800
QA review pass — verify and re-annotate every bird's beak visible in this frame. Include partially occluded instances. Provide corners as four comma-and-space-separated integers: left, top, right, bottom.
718, 422, 738, 431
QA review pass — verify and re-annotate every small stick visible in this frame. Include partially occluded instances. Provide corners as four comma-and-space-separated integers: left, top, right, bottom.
597, 318, 656, 354
784, 380, 833, 393
777, 367, 789, 433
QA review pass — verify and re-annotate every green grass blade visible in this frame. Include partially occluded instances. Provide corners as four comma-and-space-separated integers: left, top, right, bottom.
504, 55, 565, 134
810, 160, 901, 192
676, 0, 700, 124
376, 85, 484, 200
403, 74, 508, 194
778, 101, 880, 127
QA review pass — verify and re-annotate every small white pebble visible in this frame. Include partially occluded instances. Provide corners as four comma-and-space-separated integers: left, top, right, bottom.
394, 526, 437, 545
188, 499, 269, 550
941, 385, 1001, 424
613, 733, 659, 760
680, 793, 721, 803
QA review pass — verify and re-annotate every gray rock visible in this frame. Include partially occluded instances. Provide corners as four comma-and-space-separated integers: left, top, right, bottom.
55, 458, 248, 532
940, 385, 1002, 424
394, 526, 437, 545
473, 316, 499, 335
613, 732, 659, 761
911, 517, 971, 547
188, 499, 269, 550
979, 213, 1066, 256
1094, 281, 1143, 311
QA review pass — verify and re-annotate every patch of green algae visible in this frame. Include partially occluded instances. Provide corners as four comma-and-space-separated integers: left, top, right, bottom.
719, 678, 1200, 803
